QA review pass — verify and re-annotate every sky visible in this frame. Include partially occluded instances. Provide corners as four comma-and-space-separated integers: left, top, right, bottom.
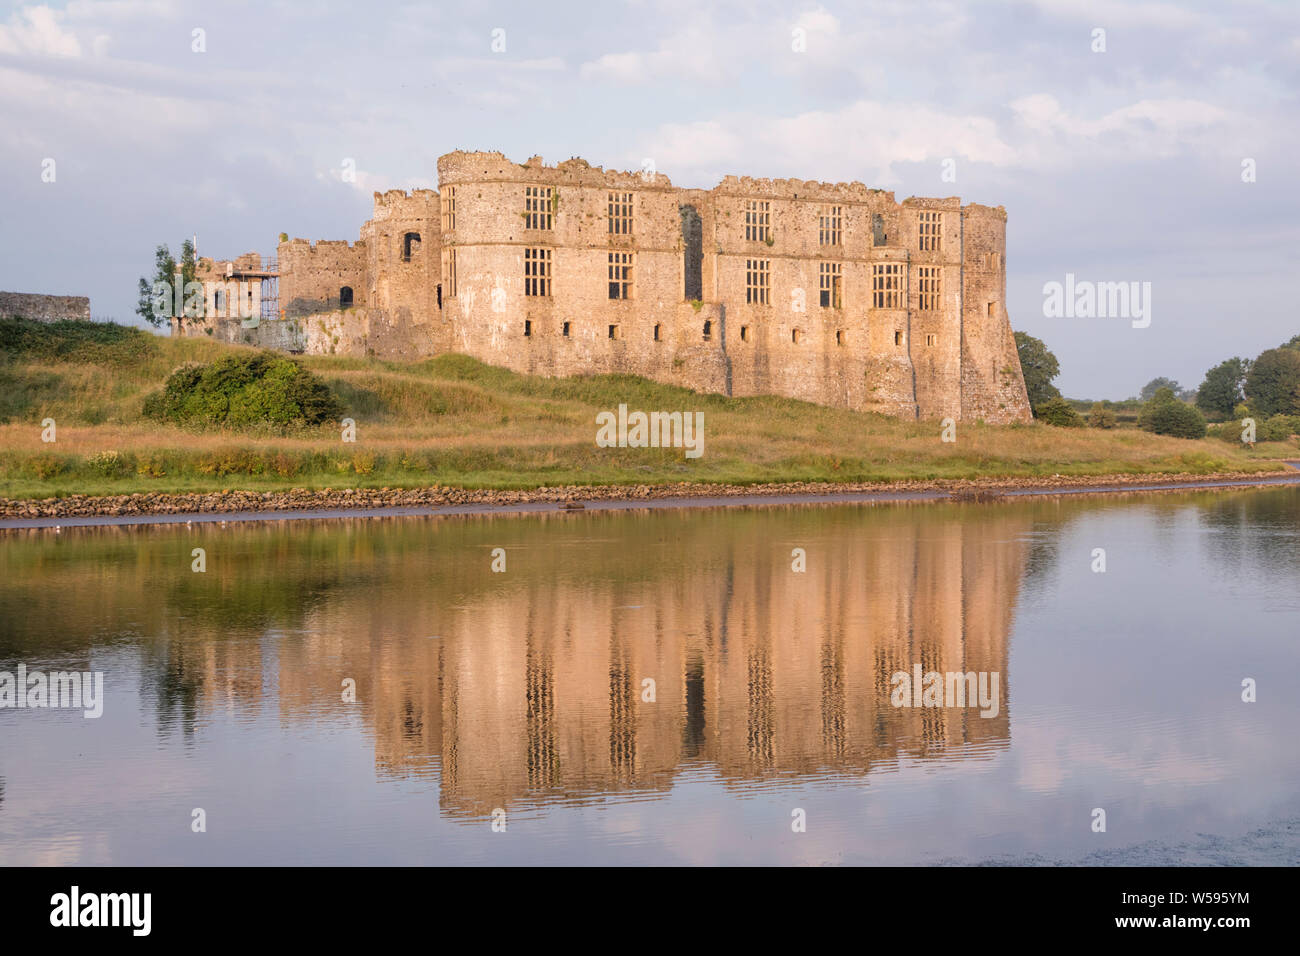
1, 0, 1297, 399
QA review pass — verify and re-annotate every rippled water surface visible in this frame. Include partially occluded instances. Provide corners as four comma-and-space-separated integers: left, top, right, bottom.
1, 488, 1298, 864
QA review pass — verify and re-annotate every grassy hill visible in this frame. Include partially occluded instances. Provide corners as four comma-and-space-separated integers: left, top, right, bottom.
0, 317, 1291, 500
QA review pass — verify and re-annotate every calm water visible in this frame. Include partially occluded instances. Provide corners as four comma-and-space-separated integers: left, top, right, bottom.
1, 489, 1298, 865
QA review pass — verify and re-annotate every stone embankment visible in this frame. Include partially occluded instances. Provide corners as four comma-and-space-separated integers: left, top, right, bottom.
3, 470, 1297, 521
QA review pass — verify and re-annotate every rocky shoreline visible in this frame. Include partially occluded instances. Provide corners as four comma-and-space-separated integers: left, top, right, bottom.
3, 468, 1298, 520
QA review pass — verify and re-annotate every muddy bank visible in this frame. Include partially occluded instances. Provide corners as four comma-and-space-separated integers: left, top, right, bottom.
3, 467, 1299, 528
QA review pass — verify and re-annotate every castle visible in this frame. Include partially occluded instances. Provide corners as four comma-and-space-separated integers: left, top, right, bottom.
181, 150, 1032, 422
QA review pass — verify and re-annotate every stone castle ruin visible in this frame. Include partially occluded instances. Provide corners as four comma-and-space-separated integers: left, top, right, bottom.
179, 150, 1031, 422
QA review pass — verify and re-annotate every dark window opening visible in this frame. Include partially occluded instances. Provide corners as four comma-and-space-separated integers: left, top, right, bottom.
653, 323, 661, 342
436, 284, 442, 309
524, 320, 532, 337
562, 321, 571, 337
836, 329, 845, 346
402, 232, 421, 262
608, 324, 620, 340
339, 286, 353, 308
680, 204, 703, 301
741, 326, 749, 342
703, 319, 712, 341
872, 213, 886, 247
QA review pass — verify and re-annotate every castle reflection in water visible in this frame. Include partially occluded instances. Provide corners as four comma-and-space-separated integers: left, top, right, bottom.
5, 503, 1032, 818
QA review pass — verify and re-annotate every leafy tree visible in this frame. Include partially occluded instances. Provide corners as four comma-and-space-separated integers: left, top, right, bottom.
1139, 376, 1180, 402
1244, 347, 1300, 417
1138, 387, 1207, 438
1280, 333, 1300, 351
1036, 396, 1083, 427
1195, 357, 1250, 419
1014, 331, 1061, 411
136, 240, 199, 328
1087, 402, 1117, 428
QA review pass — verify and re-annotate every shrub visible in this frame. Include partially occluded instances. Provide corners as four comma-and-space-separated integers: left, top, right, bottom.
1138, 388, 1207, 439
1256, 414, 1300, 443
1035, 396, 1083, 427
1087, 402, 1117, 428
84, 450, 134, 478
143, 351, 342, 429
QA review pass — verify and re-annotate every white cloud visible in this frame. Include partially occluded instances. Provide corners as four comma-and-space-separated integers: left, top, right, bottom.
0, 5, 83, 57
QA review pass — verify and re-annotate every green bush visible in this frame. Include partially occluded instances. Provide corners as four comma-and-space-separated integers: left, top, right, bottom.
143, 351, 342, 429
1138, 388, 1207, 439
1256, 414, 1300, 443
1035, 396, 1083, 427
1087, 402, 1117, 428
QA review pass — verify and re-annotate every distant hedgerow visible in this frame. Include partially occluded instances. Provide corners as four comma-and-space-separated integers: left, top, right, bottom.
143, 351, 342, 429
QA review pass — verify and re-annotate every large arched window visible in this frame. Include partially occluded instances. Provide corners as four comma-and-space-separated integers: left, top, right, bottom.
340, 286, 353, 308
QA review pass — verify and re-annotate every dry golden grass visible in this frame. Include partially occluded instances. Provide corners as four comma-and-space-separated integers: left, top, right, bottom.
1, 326, 1293, 499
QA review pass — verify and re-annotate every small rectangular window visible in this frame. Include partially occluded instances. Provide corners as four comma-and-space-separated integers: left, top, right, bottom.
441, 186, 456, 232
524, 319, 532, 337
562, 321, 571, 337
608, 191, 633, 235
873, 263, 903, 309
653, 323, 661, 342
925, 332, 937, 347
442, 248, 457, 298
917, 265, 941, 311
894, 330, 904, 346
524, 247, 551, 297
918, 210, 942, 252
524, 186, 553, 230
745, 258, 770, 305
608, 324, 621, 340
819, 205, 842, 246
819, 262, 842, 308
608, 251, 632, 300
740, 326, 749, 342
744, 200, 771, 242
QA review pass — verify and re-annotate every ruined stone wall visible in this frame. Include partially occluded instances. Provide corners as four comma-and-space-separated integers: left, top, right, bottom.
960, 205, 1032, 423
360, 189, 448, 357
709, 177, 920, 417
184, 150, 1032, 421
0, 291, 90, 322
194, 254, 266, 321
436, 152, 717, 387
278, 239, 368, 318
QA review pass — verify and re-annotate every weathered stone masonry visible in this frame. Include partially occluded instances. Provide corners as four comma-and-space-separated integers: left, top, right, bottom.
179, 151, 1031, 423
1, 291, 91, 323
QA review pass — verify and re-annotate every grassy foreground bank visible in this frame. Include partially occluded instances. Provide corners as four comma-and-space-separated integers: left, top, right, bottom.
0, 318, 1293, 501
